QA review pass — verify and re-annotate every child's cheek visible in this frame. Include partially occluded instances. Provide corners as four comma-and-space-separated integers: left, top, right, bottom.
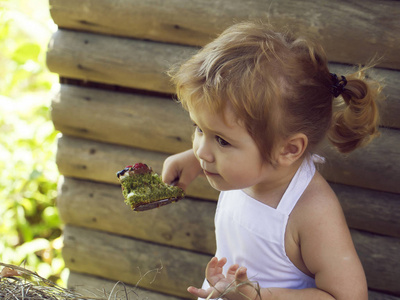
192, 135, 200, 161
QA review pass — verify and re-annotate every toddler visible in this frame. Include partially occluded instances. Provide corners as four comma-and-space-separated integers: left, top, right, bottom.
162, 21, 382, 300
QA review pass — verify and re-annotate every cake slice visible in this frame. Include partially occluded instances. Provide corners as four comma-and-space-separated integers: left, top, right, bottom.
116, 163, 184, 211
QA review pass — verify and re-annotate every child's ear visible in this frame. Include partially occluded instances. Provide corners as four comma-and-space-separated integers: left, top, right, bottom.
277, 133, 308, 166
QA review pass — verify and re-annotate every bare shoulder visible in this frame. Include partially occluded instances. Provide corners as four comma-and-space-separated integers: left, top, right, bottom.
290, 170, 346, 229
291, 170, 354, 254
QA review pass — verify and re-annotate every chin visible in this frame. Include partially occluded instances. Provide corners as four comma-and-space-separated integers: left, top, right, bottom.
206, 178, 238, 192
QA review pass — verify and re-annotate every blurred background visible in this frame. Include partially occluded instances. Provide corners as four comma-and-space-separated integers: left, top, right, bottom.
0, 0, 67, 285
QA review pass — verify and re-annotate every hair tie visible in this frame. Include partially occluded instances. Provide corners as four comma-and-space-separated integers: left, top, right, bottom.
330, 73, 347, 97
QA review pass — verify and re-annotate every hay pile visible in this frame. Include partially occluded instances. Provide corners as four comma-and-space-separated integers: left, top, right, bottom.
0, 262, 135, 300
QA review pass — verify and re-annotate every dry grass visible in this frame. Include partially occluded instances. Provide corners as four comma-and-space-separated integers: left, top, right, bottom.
0, 263, 139, 300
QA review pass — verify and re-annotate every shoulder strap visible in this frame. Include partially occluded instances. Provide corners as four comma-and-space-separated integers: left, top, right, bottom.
277, 156, 316, 215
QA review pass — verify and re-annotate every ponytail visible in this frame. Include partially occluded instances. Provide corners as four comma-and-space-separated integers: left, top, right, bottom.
328, 67, 383, 153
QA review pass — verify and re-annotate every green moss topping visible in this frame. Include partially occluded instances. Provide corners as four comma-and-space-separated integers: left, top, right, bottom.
120, 172, 184, 209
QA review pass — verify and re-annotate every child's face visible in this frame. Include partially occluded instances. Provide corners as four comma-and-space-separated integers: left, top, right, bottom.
190, 105, 272, 192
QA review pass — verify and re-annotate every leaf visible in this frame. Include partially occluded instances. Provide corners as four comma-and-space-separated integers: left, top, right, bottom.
12, 42, 41, 64
0, 266, 22, 277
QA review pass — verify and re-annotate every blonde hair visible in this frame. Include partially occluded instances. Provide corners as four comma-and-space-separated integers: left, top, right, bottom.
170, 21, 382, 162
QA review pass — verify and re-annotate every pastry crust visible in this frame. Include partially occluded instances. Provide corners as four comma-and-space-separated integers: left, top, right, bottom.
117, 163, 184, 211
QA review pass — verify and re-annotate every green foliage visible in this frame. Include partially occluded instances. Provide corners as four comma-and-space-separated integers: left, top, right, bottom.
0, 0, 67, 286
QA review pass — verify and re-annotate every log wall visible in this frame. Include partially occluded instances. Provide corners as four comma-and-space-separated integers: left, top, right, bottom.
47, 0, 400, 299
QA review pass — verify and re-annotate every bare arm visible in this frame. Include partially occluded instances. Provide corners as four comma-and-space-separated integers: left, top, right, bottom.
162, 149, 203, 190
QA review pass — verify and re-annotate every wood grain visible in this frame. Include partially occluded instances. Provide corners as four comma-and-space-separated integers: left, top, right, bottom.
68, 271, 186, 299
63, 225, 210, 299
351, 230, 400, 296
62, 225, 400, 297
46, 29, 193, 94
57, 177, 217, 254
55, 135, 218, 200
51, 85, 193, 154
331, 183, 400, 238
57, 176, 400, 251
49, 0, 400, 69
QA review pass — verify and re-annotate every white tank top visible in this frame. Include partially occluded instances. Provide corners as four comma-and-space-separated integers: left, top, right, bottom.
200, 157, 317, 297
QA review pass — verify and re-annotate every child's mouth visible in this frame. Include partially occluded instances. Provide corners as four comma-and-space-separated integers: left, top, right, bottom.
203, 169, 219, 176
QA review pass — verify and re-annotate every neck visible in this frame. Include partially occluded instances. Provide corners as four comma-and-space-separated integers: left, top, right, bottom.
243, 158, 304, 208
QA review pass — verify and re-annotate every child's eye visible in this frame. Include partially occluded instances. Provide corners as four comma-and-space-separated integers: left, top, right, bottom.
193, 123, 203, 133
216, 136, 230, 147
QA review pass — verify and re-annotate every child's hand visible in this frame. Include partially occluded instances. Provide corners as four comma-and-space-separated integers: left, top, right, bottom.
188, 257, 259, 300
162, 149, 202, 190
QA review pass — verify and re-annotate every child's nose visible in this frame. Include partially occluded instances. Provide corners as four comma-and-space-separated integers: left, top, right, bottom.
196, 139, 214, 163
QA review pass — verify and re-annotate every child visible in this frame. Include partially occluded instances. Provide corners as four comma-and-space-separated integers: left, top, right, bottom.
162, 21, 382, 300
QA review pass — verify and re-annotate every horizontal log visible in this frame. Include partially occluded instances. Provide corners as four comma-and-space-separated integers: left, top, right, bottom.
47, 31, 400, 129
51, 85, 193, 154
317, 128, 400, 193
62, 225, 400, 296
53, 89, 400, 194
68, 272, 185, 299
57, 177, 217, 254
48, 0, 400, 69
63, 225, 210, 299
330, 183, 400, 238
46, 29, 192, 94
68, 271, 400, 300
351, 230, 400, 296
55, 135, 219, 201
58, 176, 400, 256
368, 290, 400, 300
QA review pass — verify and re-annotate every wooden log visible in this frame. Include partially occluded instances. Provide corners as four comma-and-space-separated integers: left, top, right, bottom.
368, 291, 400, 300
68, 271, 186, 300
63, 225, 210, 299
47, 31, 400, 129
51, 85, 193, 154
62, 225, 400, 297
48, 0, 400, 70
68, 271, 400, 300
330, 183, 400, 238
317, 129, 400, 194
46, 29, 193, 94
58, 176, 400, 254
55, 135, 219, 201
351, 230, 400, 296
57, 177, 217, 254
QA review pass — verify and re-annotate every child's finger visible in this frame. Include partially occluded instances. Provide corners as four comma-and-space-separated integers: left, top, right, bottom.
216, 257, 227, 267
206, 257, 226, 275
205, 257, 218, 271
226, 264, 240, 277
187, 286, 214, 299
